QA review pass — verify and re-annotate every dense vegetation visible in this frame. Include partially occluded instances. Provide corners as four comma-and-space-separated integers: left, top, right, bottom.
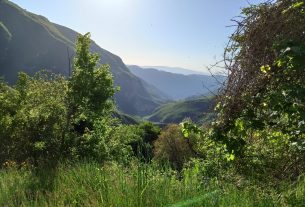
212, 0, 305, 180
1, 0, 305, 206
0, 33, 163, 167
1, 162, 304, 206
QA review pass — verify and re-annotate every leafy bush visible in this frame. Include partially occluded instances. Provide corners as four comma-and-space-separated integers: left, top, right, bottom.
181, 0, 305, 181
130, 122, 161, 161
0, 33, 117, 166
0, 72, 67, 165
108, 122, 161, 163
208, 0, 305, 180
154, 124, 196, 170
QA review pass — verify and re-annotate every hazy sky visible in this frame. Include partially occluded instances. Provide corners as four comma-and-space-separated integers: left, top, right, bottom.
12, 0, 263, 72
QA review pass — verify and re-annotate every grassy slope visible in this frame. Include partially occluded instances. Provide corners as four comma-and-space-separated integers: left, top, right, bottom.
147, 97, 215, 124
0, 162, 304, 206
113, 111, 141, 125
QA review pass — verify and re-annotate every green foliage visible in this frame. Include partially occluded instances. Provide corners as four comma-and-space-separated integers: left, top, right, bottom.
154, 124, 196, 170
110, 122, 161, 163
110, 125, 142, 163
210, 0, 305, 179
178, 0, 305, 182
217, 41, 305, 178
68, 33, 117, 123
134, 122, 161, 161
181, 121, 237, 177
0, 71, 67, 164
256, 41, 305, 141
65, 33, 118, 162
0, 33, 118, 165
181, 122, 203, 138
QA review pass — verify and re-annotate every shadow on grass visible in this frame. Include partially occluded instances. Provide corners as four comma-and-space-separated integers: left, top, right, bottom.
25, 161, 59, 200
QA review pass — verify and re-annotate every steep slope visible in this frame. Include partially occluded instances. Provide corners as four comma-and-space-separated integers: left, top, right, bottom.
128, 65, 226, 100
147, 97, 215, 124
0, 0, 167, 116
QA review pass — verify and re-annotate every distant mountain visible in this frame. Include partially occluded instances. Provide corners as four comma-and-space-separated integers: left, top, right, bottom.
146, 97, 215, 124
0, 0, 168, 116
140, 66, 207, 75
128, 65, 226, 100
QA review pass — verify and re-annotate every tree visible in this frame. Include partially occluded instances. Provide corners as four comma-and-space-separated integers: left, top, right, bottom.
0, 33, 118, 165
66, 33, 118, 160
68, 33, 116, 128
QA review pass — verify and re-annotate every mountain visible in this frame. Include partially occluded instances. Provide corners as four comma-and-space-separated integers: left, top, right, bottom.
128, 65, 226, 100
146, 97, 215, 124
140, 66, 207, 75
0, 0, 168, 116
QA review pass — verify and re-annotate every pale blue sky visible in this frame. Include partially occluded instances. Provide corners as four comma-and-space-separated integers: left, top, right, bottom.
12, 0, 263, 72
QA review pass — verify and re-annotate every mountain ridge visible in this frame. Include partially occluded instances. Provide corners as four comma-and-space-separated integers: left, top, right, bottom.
140, 65, 208, 75
128, 65, 225, 100
0, 0, 168, 116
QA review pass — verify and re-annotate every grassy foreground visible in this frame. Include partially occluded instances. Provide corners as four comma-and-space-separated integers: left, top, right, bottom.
0, 161, 304, 207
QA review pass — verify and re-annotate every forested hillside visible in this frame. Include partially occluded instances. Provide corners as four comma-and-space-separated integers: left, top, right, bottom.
0, 0, 167, 116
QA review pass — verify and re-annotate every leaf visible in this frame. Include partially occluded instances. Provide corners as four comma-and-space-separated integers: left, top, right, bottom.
260, 65, 271, 73
225, 151, 235, 161
292, 1, 304, 9
181, 128, 189, 138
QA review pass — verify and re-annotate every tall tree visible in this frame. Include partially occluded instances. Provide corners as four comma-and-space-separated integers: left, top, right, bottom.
66, 33, 118, 160
68, 33, 116, 131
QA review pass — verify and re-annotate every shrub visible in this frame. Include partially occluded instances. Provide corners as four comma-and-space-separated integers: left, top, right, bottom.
0, 33, 117, 166
0, 72, 67, 165
130, 122, 161, 161
108, 122, 161, 163
154, 124, 196, 170
210, 0, 305, 179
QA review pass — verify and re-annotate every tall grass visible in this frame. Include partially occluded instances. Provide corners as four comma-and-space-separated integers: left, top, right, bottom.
0, 161, 304, 206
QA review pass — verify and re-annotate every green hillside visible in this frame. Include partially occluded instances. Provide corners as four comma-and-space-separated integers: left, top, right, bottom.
112, 111, 141, 125
0, 0, 168, 116
147, 97, 215, 124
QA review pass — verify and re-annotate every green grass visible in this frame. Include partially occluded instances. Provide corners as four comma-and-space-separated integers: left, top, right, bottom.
0, 161, 304, 206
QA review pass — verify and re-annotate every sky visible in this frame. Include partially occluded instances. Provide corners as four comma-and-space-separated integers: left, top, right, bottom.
12, 0, 264, 73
